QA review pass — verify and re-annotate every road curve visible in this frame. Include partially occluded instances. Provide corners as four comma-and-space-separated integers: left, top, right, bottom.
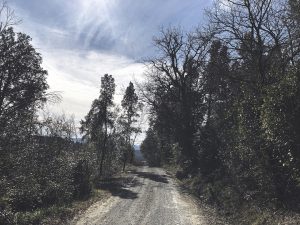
71, 166, 208, 225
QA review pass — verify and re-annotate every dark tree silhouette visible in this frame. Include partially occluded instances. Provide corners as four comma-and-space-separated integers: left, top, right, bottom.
141, 27, 211, 171
0, 27, 48, 134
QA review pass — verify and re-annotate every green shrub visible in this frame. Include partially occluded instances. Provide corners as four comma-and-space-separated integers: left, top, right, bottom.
8, 175, 43, 211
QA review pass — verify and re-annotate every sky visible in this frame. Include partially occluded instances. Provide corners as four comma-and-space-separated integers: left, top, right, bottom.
8, 0, 212, 143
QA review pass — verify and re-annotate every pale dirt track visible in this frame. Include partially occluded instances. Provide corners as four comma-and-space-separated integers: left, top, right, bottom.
71, 166, 217, 225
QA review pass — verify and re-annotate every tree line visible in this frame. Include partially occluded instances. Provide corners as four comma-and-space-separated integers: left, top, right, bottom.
140, 0, 300, 212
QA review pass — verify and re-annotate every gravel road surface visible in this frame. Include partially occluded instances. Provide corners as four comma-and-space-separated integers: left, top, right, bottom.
71, 166, 210, 225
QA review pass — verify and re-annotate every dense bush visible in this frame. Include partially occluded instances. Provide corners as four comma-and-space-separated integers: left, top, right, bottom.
0, 111, 98, 223
73, 159, 93, 199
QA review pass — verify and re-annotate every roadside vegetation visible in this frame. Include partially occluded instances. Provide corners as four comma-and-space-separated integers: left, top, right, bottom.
140, 0, 300, 224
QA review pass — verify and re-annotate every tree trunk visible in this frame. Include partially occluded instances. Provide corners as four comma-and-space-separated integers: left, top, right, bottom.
99, 109, 108, 176
122, 151, 128, 172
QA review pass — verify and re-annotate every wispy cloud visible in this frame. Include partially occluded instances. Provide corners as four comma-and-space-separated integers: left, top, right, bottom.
11, 0, 211, 57
8, 0, 211, 141
43, 48, 145, 122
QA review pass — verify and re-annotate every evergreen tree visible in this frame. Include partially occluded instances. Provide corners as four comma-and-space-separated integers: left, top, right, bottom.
81, 74, 116, 176
120, 82, 140, 171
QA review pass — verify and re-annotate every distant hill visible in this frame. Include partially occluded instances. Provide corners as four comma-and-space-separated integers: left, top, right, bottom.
134, 144, 140, 151
134, 145, 144, 162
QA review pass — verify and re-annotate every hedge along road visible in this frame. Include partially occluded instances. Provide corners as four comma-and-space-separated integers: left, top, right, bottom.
71, 166, 222, 225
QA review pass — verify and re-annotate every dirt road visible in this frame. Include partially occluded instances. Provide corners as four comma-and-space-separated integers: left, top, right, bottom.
71, 166, 214, 225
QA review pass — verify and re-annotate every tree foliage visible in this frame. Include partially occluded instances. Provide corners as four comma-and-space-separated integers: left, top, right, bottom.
119, 81, 141, 170
81, 74, 116, 176
141, 0, 300, 210
0, 27, 48, 135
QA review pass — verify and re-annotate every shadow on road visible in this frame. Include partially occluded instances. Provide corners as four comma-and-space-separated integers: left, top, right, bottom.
96, 177, 142, 199
132, 171, 169, 184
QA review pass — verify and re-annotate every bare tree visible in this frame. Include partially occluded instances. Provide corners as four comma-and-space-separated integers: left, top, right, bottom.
208, 0, 299, 85
141, 27, 212, 169
0, 1, 20, 33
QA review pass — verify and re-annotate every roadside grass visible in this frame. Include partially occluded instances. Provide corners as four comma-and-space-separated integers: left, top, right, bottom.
8, 188, 110, 225
163, 164, 300, 225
